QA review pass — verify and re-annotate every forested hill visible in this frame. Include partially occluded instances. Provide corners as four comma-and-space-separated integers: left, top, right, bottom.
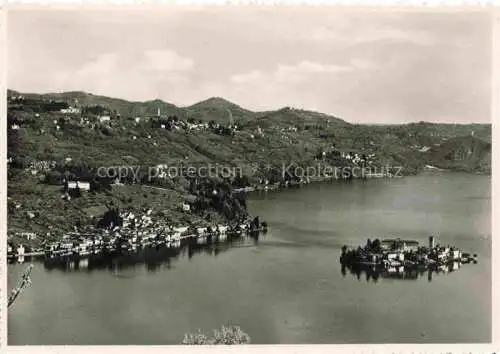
7, 89, 491, 244
7, 89, 491, 173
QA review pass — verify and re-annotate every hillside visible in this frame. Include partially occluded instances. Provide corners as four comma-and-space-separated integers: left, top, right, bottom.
7, 90, 491, 246
7, 89, 491, 171
184, 97, 255, 124
425, 136, 492, 172
8, 89, 179, 117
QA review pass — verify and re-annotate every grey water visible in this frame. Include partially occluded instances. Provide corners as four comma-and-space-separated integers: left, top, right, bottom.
7, 172, 491, 344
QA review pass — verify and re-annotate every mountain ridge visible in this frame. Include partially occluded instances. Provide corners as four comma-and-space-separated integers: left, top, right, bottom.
7, 89, 492, 128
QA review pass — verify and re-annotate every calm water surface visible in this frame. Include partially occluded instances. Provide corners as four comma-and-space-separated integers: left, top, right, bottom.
8, 172, 491, 344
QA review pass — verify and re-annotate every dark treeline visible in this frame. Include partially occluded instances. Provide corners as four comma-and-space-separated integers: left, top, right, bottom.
188, 177, 248, 221
8, 98, 69, 113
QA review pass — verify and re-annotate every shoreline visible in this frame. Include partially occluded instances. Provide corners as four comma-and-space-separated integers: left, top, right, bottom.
7, 164, 489, 251
235, 166, 490, 197
8, 226, 269, 263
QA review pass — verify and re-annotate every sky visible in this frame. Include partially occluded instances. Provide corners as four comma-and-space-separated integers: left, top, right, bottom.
7, 6, 493, 123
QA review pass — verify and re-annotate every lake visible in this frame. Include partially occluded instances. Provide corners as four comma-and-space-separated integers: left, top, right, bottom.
7, 172, 491, 344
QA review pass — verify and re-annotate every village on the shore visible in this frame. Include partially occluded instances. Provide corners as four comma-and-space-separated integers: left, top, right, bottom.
8, 208, 268, 262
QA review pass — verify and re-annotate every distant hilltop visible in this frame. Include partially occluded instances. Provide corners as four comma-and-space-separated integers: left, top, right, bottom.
7, 89, 491, 128
7, 88, 491, 175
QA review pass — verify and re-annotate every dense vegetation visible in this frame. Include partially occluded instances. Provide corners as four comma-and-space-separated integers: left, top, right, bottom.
181, 325, 251, 345
7, 89, 491, 247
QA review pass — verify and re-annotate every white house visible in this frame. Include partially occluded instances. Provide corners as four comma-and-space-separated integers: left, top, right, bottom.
217, 225, 228, 234
174, 226, 189, 234
60, 107, 81, 114
197, 227, 208, 235
17, 244, 25, 256
386, 252, 404, 262
67, 181, 91, 192
98, 115, 111, 123
20, 232, 37, 240
402, 240, 420, 252
171, 232, 182, 241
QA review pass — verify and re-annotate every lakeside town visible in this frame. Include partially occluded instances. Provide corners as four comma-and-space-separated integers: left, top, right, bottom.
8, 211, 268, 262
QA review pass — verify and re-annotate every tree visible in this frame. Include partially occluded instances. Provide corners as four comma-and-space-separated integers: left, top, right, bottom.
97, 207, 123, 229
7, 128, 23, 156
233, 174, 250, 188
181, 325, 251, 345
44, 171, 64, 185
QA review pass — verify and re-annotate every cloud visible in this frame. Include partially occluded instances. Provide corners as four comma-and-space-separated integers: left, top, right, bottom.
8, 9, 491, 123
306, 27, 344, 42
141, 49, 194, 72
71, 53, 118, 78
190, 58, 380, 113
304, 26, 434, 46
230, 70, 264, 84
359, 27, 434, 45
52, 49, 195, 99
230, 58, 376, 86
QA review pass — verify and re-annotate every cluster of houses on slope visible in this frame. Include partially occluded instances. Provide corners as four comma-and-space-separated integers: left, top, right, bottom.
316, 146, 376, 166
10, 102, 241, 137
60, 106, 81, 114
23, 160, 57, 176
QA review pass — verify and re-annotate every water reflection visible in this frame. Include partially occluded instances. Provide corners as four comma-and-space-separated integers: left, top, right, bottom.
341, 261, 470, 283
41, 232, 264, 273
